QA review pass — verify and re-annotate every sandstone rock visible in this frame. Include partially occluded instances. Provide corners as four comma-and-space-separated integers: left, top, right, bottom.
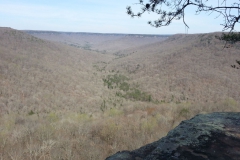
106, 112, 240, 160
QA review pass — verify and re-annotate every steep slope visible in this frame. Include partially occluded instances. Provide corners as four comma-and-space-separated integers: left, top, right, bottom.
0, 27, 114, 114
105, 33, 240, 106
7, 29, 239, 113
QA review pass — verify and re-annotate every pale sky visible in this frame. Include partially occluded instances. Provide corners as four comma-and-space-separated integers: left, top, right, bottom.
1, 0, 239, 34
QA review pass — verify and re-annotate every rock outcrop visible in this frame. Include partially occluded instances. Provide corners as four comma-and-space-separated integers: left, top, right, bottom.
106, 112, 240, 160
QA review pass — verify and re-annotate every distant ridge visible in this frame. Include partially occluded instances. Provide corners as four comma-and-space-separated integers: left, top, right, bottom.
24, 29, 169, 53
23, 30, 171, 37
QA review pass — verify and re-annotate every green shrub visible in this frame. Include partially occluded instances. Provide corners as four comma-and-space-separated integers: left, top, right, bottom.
104, 74, 153, 102
103, 74, 129, 89
124, 88, 152, 102
119, 82, 130, 91
217, 32, 240, 43
28, 110, 35, 115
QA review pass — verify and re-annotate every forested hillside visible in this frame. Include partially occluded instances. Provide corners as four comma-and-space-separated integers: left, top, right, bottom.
0, 28, 239, 159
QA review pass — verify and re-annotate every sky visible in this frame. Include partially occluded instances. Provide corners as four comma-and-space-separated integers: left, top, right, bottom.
1, 0, 239, 34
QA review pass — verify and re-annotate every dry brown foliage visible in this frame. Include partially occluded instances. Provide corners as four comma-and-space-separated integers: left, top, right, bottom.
0, 28, 239, 159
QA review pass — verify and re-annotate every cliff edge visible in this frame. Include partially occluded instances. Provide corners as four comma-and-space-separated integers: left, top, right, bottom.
106, 112, 240, 160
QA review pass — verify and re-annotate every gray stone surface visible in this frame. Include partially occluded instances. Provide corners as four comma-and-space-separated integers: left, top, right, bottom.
106, 112, 240, 160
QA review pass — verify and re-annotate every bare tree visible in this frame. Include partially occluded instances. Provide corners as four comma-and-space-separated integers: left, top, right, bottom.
127, 0, 240, 32
127, 0, 240, 68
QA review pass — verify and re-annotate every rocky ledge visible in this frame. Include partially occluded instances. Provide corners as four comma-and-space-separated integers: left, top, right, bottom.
106, 112, 240, 160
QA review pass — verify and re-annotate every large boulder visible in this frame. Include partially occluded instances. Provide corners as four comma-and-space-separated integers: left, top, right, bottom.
106, 112, 240, 160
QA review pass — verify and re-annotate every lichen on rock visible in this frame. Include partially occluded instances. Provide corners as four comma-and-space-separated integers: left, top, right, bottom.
106, 112, 240, 160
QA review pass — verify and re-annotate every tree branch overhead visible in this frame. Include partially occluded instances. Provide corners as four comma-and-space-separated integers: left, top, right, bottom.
127, 0, 240, 31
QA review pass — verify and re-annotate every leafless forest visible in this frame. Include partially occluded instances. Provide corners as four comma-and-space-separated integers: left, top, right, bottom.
0, 27, 239, 159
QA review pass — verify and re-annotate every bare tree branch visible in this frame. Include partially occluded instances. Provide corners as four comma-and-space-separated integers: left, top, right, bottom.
127, 0, 240, 32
